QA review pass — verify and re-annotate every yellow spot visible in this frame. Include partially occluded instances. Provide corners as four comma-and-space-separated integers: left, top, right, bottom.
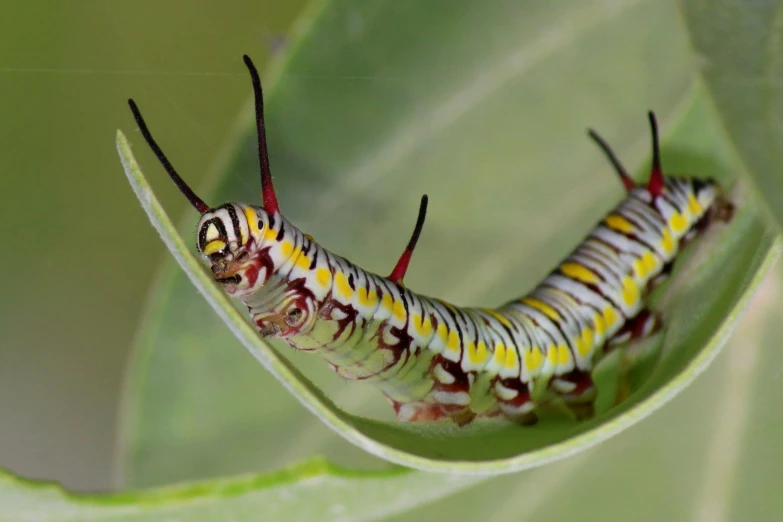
594, 313, 606, 336
295, 254, 311, 270
688, 194, 703, 215
468, 341, 488, 365
622, 277, 639, 307
505, 345, 519, 370
280, 241, 294, 259
289, 247, 302, 266
661, 229, 675, 254
605, 214, 634, 233
558, 345, 572, 366
633, 258, 647, 279
381, 292, 394, 313
446, 329, 460, 354
643, 252, 658, 272
334, 272, 353, 299
316, 267, 331, 287
561, 262, 599, 284
579, 328, 594, 357
393, 299, 406, 321
494, 343, 507, 364
525, 347, 543, 371
413, 314, 433, 338
244, 208, 261, 235
304, 233, 314, 241
203, 240, 226, 255
264, 228, 278, 241
670, 212, 687, 233
481, 308, 511, 327
358, 287, 378, 307
437, 322, 449, 342
547, 346, 558, 364
603, 307, 618, 328
576, 336, 586, 358
523, 297, 560, 321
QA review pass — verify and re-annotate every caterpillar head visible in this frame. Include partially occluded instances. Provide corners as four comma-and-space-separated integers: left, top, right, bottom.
194, 203, 277, 295
128, 54, 286, 294
588, 111, 734, 224
688, 177, 734, 222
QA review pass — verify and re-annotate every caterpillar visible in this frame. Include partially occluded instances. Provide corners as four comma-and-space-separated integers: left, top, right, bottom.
127, 55, 734, 426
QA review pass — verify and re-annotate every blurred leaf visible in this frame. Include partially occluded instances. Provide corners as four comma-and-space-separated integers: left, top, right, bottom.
679, 0, 783, 232
119, 0, 778, 491
0, 459, 481, 521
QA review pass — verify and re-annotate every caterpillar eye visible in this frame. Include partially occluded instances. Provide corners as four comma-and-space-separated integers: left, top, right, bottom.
285, 307, 303, 325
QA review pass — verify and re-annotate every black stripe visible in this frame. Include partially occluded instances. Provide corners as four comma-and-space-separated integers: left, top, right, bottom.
464, 311, 491, 357
576, 240, 626, 285
551, 249, 628, 316
221, 204, 242, 244
621, 203, 666, 236
198, 217, 227, 251
485, 308, 522, 342
629, 193, 667, 225
605, 213, 660, 254
524, 294, 575, 357
399, 288, 411, 317
541, 280, 604, 320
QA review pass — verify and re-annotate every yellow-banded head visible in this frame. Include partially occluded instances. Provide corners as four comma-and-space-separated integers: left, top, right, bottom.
194, 203, 279, 291
196, 203, 253, 283
127, 54, 285, 290
197, 203, 250, 259
587, 111, 733, 225
665, 175, 733, 226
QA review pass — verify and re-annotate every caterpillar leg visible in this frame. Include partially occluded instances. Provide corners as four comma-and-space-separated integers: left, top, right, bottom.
390, 400, 476, 426
429, 357, 476, 426
549, 370, 598, 421
391, 400, 447, 422
610, 310, 663, 406
495, 378, 538, 426
445, 407, 477, 427
607, 309, 662, 348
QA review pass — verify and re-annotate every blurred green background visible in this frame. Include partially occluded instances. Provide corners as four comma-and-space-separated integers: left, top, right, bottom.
0, 0, 306, 491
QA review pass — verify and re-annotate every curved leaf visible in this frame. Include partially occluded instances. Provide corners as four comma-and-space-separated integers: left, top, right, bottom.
118, 0, 779, 485
680, 0, 783, 232
0, 459, 480, 521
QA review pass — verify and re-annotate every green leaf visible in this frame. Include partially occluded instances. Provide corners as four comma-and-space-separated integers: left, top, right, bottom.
0, 459, 482, 521
118, 0, 779, 488
680, 0, 783, 232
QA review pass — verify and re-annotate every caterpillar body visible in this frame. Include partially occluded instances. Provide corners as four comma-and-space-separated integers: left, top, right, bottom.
128, 55, 734, 426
